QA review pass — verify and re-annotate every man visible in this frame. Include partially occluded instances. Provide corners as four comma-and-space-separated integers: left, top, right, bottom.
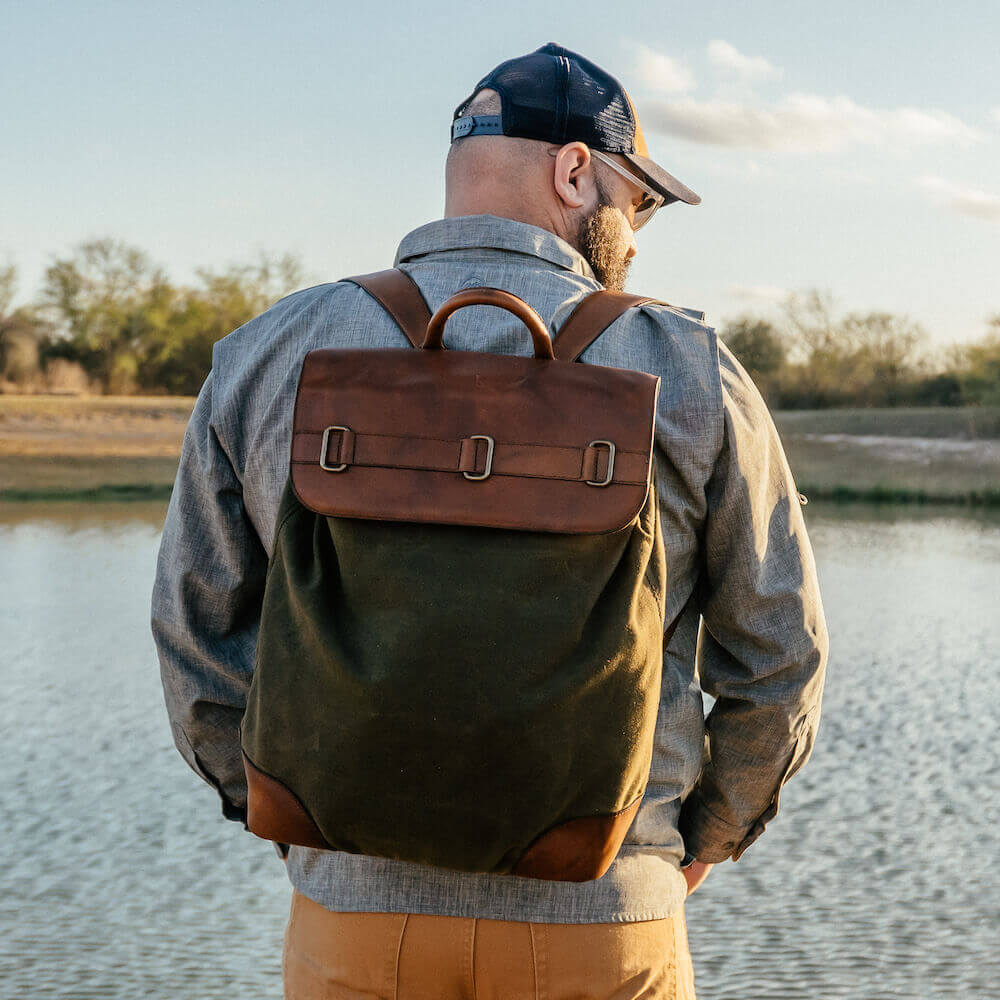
151, 42, 828, 999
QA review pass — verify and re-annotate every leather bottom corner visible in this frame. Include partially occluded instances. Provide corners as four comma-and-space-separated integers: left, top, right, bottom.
242, 751, 332, 851
511, 797, 643, 882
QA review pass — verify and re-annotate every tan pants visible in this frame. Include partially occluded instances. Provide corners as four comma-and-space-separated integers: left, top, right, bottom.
283, 889, 697, 999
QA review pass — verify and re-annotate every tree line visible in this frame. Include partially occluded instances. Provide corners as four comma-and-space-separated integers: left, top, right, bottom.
0, 240, 303, 396
1, 240, 998, 406
721, 291, 999, 408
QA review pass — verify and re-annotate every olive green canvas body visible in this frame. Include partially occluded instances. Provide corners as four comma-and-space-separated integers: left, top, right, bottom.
241, 463, 667, 875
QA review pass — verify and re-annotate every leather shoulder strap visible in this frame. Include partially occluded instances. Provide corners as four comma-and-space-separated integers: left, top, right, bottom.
341, 269, 434, 349
553, 290, 664, 362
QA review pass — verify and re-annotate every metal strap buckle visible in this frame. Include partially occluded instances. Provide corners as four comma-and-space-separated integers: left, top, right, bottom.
585, 440, 616, 487
462, 434, 495, 481
319, 425, 351, 472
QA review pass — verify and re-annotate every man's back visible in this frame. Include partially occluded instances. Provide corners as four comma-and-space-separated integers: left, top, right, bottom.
153, 212, 826, 925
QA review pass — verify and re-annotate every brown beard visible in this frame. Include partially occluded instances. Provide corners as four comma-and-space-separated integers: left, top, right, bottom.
575, 180, 633, 292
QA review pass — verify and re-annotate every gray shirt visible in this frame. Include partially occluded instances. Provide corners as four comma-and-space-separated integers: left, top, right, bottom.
151, 213, 828, 923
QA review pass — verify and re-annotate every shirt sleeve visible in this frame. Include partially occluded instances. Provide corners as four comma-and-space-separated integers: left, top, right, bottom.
150, 367, 269, 824
678, 341, 829, 863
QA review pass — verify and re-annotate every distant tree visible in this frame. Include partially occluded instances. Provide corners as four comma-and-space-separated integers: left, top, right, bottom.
194, 252, 304, 334
38, 240, 304, 395
0, 264, 15, 317
773, 290, 930, 407
839, 311, 928, 406
40, 239, 171, 392
910, 373, 963, 406
780, 289, 841, 361
722, 317, 787, 375
0, 264, 52, 389
946, 316, 1000, 405
137, 253, 305, 395
720, 317, 787, 403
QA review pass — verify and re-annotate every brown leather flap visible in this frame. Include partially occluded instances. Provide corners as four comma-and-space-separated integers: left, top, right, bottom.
290, 347, 659, 534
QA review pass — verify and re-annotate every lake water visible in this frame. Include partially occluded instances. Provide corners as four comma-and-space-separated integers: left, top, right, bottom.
1, 501, 997, 999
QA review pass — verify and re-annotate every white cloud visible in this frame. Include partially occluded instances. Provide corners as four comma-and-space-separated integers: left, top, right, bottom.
990, 107, 1000, 126
708, 40, 782, 84
730, 285, 789, 303
919, 176, 1000, 222
643, 93, 980, 152
635, 44, 695, 94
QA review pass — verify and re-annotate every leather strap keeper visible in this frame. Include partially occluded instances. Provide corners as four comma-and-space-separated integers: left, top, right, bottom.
290, 429, 649, 486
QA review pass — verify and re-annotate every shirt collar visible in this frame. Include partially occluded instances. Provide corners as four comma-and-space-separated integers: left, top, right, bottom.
393, 214, 597, 281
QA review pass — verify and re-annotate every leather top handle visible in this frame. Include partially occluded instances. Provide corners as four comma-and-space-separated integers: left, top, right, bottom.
345, 268, 669, 364
424, 287, 555, 359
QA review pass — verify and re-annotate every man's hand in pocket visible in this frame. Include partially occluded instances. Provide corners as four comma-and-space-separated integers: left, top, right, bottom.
683, 860, 714, 896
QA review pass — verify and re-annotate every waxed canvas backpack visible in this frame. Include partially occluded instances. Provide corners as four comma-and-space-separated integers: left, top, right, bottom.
240, 268, 680, 882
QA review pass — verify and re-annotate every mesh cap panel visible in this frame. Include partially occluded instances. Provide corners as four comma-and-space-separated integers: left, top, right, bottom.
475, 43, 636, 152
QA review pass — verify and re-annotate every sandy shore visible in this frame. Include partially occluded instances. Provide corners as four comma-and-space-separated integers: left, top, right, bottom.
1, 395, 998, 503
0, 395, 191, 498
0, 395, 194, 458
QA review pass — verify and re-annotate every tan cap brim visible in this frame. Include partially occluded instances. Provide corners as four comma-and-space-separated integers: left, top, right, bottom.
622, 90, 701, 206
622, 152, 701, 206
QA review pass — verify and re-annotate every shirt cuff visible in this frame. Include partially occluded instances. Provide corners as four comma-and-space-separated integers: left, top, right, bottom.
678, 788, 772, 863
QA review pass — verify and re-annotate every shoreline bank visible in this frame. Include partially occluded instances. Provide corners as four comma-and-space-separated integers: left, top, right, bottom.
5, 483, 998, 507
2, 397, 998, 505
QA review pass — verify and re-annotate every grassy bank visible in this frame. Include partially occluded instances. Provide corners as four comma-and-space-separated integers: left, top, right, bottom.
774, 407, 1000, 505
0, 395, 191, 500
1, 396, 998, 505
0, 394, 194, 457
773, 407, 1000, 439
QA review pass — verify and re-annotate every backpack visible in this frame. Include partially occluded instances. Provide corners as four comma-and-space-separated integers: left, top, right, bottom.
240, 268, 680, 882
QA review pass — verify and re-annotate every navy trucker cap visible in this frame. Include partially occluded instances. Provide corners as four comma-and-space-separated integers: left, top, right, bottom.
451, 42, 700, 207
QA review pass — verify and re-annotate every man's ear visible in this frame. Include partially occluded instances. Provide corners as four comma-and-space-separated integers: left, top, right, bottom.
551, 142, 592, 211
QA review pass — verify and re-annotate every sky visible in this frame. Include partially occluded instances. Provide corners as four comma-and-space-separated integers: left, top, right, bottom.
2, 0, 998, 349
